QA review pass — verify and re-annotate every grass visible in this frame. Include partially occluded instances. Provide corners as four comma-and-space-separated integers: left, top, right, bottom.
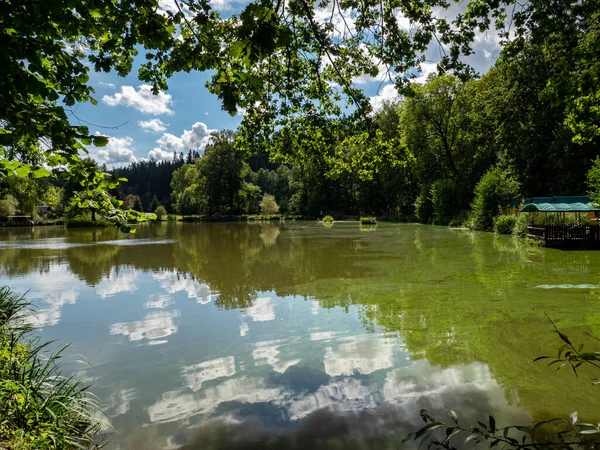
0, 287, 104, 449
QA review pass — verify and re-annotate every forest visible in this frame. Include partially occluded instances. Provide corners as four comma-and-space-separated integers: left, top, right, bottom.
112, 64, 600, 225
8, 51, 598, 231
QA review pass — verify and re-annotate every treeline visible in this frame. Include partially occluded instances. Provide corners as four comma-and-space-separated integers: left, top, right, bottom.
111, 156, 187, 211
2, 31, 598, 228
108, 39, 599, 226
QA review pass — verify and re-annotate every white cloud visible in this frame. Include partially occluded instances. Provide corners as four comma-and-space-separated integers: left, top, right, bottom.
369, 83, 400, 111
102, 84, 174, 115
323, 334, 394, 377
413, 61, 438, 85
94, 135, 137, 166
153, 270, 212, 304
252, 339, 300, 374
156, 122, 215, 154
246, 297, 275, 322
182, 356, 236, 391
139, 118, 168, 133
147, 147, 174, 162
145, 294, 174, 310
98, 81, 116, 89
96, 267, 139, 298
110, 310, 180, 342
147, 377, 282, 424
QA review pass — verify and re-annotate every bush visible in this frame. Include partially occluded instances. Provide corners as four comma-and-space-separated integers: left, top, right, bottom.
360, 217, 377, 224
587, 156, 600, 206
493, 214, 517, 234
414, 184, 434, 223
470, 168, 520, 231
430, 179, 463, 225
154, 205, 167, 221
259, 194, 279, 216
0, 195, 18, 218
321, 215, 334, 223
0, 287, 103, 449
167, 214, 177, 221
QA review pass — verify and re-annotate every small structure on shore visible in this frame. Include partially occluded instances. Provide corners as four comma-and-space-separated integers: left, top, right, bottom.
520, 196, 600, 248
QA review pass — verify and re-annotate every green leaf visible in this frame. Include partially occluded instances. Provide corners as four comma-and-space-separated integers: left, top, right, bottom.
14, 165, 31, 178
93, 136, 109, 147
32, 167, 51, 178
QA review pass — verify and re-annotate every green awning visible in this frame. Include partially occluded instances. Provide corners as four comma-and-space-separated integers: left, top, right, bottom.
520, 196, 600, 213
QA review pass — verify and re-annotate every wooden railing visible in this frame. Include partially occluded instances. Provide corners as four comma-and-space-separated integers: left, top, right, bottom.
527, 225, 600, 243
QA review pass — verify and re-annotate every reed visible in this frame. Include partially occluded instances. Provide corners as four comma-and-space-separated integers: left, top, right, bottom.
0, 287, 105, 449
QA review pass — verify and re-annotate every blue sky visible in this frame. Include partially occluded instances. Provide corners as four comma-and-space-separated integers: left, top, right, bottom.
78, 0, 502, 167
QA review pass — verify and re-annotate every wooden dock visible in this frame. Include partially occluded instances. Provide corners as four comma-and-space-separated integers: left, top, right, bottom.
527, 225, 600, 248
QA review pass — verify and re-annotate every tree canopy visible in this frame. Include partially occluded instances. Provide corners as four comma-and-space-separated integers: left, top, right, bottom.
1, 0, 599, 225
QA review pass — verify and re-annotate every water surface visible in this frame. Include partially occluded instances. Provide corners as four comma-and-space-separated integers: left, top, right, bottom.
1, 222, 599, 449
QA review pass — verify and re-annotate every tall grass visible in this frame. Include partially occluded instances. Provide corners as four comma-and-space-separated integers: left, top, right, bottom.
0, 287, 104, 449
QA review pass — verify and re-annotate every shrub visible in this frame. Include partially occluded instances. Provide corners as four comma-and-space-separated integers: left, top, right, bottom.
259, 194, 279, 216
360, 217, 377, 224
493, 214, 517, 234
154, 205, 167, 221
414, 184, 434, 223
587, 156, 600, 206
430, 179, 463, 225
470, 168, 520, 231
167, 214, 177, 221
321, 215, 334, 223
0, 195, 18, 218
0, 287, 103, 449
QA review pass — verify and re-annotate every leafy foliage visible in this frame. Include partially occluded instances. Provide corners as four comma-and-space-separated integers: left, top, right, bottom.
493, 214, 518, 235
154, 205, 167, 221
321, 215, 334, 223
0, 195, 18, 218
587, 157, 600, 206
470, 169, 520, 231
0, 287, 103, 449
259, 194, 279, 216
360, 217, 377, 225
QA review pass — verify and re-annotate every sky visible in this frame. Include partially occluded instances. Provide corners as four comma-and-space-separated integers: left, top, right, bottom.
79, 0, 503, 167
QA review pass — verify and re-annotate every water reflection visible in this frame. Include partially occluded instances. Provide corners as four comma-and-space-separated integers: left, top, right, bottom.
110, 310, 180, 343
1, 223, 599, 449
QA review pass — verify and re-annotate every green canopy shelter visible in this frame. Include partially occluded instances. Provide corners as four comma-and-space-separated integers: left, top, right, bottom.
520, 196, 600, 213
518, 196, 600, 247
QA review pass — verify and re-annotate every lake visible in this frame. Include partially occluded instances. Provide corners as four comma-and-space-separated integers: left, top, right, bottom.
0, 222, 599, 449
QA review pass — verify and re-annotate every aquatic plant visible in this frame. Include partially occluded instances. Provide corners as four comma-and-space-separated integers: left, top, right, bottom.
321, 215, 334, 223
0, 287, 104, 449
360, 217, 377, 225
